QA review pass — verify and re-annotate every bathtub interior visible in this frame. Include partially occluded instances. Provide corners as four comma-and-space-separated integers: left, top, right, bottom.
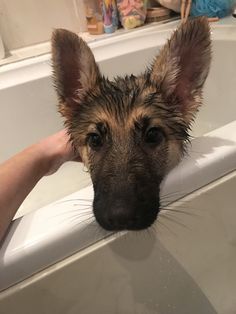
0, 171, 236, 314
1, 26, 236, 219
0, 20, 236, 313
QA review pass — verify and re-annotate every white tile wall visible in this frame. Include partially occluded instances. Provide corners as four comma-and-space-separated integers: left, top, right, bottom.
0, 0, 87, 51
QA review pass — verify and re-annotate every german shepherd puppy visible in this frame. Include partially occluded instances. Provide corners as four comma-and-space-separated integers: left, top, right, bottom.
52, 18, 211, 231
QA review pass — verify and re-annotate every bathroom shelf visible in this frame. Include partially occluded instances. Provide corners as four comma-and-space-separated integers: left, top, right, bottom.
0, 17, 179, 67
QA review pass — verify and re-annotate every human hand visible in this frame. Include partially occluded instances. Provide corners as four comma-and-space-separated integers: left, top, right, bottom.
0, 129, 82, 243
37, 129, 81, 176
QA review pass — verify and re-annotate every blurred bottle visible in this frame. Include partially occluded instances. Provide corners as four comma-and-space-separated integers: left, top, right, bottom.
102, 0, 118, 33
0, 33, 5, 60
83, 0, 104, 35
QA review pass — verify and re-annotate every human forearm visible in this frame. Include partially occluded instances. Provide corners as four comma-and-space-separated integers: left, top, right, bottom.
0, 130, 78, 243
0, 145, 50, 242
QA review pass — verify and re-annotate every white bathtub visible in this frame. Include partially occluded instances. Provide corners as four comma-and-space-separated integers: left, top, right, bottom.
0, 17, 236, 313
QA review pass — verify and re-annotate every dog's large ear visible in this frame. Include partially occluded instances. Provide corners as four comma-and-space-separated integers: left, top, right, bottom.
150, 17, 211, 122
52, 29, 100, 112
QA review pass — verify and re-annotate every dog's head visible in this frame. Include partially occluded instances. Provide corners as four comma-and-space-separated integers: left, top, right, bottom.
52, 18, 211, 231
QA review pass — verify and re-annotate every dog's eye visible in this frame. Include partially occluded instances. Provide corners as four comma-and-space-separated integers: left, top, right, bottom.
88, 133, 103, 149
145, 127, 165, 145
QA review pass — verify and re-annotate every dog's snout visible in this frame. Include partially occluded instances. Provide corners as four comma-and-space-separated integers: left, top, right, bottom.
103, 202, 137, 230
92, 169, 161, 231
93, 191, 160, 231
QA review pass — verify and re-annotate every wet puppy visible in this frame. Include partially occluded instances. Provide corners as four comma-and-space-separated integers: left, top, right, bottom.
52, 18, 211, 231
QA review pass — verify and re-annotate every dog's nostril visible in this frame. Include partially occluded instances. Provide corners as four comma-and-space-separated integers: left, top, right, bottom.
107, 217, 114, 226
102, 186, 109, 193
112, 217, 127, 227
127, 218, 136, 226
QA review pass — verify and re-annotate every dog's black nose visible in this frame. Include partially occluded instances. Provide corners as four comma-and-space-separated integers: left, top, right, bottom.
93, 198, 159, 231
104, 203, 137, 230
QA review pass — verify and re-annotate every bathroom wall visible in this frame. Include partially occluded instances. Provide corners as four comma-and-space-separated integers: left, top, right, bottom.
0, 0, 87, 52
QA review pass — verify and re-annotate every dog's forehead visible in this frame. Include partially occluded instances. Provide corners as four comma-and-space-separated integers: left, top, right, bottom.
78, 76, 161, 124
81, 97, 158, 132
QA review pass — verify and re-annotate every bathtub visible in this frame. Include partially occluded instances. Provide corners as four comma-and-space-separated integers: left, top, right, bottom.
0, 17, 236, 313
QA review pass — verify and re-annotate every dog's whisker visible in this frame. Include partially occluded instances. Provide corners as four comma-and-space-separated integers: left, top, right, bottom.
90, 223, 110, 241
160, 208, 200, 219
62, 207, 92, 213
161, 207, 193, 215
68, 212, 94, 219
50, 208, 92, 220
69, 206, 92, 212
161, 203, 196, 210
161, 202, 192, 209
160, 214, 188, 229
160, 197, 199, 208
55, 198, 93, 205
70, 218, 96, 233
156, 219, 176, 236
72, 203, 92, 207
60, 214, 94, 225
75, 215, 95, 226
161, 200, 204, 211
145, 226, 155, 240
160, 192, 184, 204
161, 195, 184, 202
161, 190, 182, 197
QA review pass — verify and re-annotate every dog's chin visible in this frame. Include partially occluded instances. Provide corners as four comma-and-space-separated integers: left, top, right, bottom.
94, 211, 159, 232
97, 220, 156, 232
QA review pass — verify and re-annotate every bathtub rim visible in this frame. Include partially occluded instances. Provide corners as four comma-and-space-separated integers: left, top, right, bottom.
1, 168, 236, 302
1, 118, 236, 292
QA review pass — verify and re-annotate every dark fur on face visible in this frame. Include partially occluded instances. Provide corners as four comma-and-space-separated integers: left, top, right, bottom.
52, 18, 211, 231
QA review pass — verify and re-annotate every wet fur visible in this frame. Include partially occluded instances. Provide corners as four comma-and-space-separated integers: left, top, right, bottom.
52, 18, 211, 231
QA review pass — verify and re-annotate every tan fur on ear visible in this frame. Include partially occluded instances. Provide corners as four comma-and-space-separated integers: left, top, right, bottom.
150, 17, 211, 119
51, 29, 101, 105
